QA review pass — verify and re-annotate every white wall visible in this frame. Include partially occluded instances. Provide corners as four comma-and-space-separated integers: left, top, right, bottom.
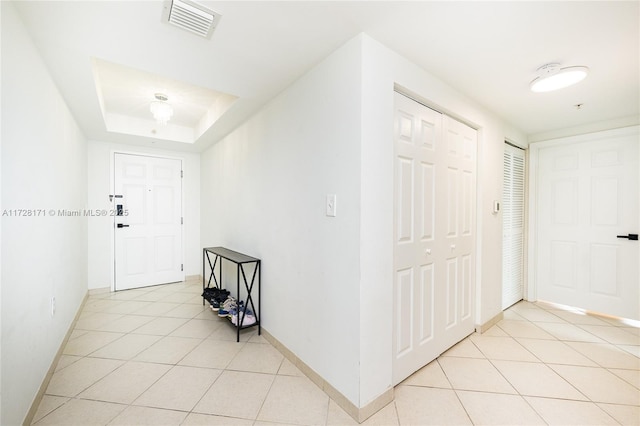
201, 36, 364, 404
0, 3, 3, 421
528, 115, 640, 143
200, 33, 528, 409
358, 35, 526, 405
1, 3, 88, 424
87, 140, 201, 290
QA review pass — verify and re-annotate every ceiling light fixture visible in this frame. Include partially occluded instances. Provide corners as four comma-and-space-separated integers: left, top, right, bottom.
530, 63, 589, 93
150, 93, 173, 125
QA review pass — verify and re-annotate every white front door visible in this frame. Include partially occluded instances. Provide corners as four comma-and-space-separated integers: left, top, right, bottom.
392, 92, 476, 385
114, 153, 183, 291
532, 127, 639, 320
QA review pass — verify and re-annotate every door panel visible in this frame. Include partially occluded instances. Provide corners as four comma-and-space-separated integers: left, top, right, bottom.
420, 164, 435, 240
462, 254, 472, 320
393, 93, 442, 384
590, 244, 618, 296
114, 153, 183, 291
502, 144, 526, 309
125, 238, 146, 275
154, 186, 175, 224
462, 171, 473, 235
419, 265, 435, 343
397, 157, 414, 243
534, 128, 639, 320
446, 258, 458, 328
396, 268, 414, 357
124, 185, 146, 224
447, 167, 458, 237
442, 115, 477, 350
393, 93, 476, 384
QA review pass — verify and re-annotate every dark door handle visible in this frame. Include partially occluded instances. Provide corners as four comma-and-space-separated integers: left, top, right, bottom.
116, 223, 129, 228
617, 233, 638, 240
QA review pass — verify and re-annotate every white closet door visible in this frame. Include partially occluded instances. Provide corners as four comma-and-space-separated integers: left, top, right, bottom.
502, 144, 526, 309
392, 92, 476, 385
392, 93, 443, 384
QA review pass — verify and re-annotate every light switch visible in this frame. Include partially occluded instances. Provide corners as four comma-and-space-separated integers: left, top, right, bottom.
326, 194, 337, 217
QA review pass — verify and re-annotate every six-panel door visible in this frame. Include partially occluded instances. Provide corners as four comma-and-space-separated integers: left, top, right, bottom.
393, 93, 476, 385
114, 153, 183, 291
534, 129, 639, 320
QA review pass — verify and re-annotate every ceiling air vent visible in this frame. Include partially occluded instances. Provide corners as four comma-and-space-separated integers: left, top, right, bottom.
163, 0, 221, 39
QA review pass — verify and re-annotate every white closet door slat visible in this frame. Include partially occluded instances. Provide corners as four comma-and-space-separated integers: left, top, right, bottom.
502, 144, 525, 309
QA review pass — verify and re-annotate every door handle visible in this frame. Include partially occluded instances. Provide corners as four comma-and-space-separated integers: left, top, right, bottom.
617, 233, 638, 240
116, 223, 129, 228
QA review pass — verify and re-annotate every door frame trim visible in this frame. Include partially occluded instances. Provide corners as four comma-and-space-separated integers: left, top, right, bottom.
526, 125, 640, 302
110, 150, 185, 291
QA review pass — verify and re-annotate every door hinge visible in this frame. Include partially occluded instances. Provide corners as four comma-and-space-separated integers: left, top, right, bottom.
181, 264, 183, 271
181, 217, 184, 225
181, 170, 183, 178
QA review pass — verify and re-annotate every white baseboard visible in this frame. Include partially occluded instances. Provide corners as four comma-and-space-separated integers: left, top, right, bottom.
23, 292, 89, 425
261, 329, 394, 423
476, 311, 504, 334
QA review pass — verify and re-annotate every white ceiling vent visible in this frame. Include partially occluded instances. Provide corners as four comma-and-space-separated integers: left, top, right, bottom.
163, 0, 221, 39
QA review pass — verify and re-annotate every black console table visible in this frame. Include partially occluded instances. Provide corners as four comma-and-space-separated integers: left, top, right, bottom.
202, 246, 260, 341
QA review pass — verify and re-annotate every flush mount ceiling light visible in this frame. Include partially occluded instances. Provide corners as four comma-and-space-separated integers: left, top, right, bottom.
150, 93, 173, 125
530, 63, 589, 93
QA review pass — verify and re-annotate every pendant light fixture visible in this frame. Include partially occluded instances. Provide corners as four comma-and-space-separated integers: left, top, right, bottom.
530, 63, 589, 93
150, 93, 174, 125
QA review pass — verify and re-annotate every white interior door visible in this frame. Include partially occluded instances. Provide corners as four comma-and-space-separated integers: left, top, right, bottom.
441, 115, 477, 351
114, 153, 183, 291
393, 92, 476, 385
532, 127, 639, 320
502, 143, 526, 309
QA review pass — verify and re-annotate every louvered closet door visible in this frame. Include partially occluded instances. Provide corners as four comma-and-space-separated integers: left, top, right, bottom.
502, 144, 526, 309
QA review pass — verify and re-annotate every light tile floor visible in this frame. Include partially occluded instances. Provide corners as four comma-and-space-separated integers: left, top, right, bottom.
32, 279, 640, 425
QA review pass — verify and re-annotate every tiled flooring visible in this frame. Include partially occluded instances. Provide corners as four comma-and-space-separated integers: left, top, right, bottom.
32, 279, 639, 425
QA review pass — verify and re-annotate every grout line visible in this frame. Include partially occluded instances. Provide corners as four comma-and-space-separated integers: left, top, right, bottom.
36, 290, 640, 426
449, 389, 476, 425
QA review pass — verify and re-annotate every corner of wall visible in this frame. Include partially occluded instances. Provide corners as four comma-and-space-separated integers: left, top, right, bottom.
358, 32, 529, 407
200, 33, 365, 409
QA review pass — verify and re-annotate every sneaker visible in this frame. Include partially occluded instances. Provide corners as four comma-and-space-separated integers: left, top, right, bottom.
231, 301, 256, 326
201, 288, 216, 304
218, 297, 237, 318
211, 291, 229, 311
203, 288, 230, 310
232, 308, 256, 326
210, 299, 221, 311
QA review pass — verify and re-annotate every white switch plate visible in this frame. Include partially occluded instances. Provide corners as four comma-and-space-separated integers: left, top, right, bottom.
326, 194, 337, 217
